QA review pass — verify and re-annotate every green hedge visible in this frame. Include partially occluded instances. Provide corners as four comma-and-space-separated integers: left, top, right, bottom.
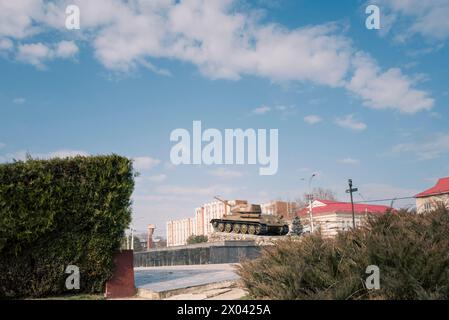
0, 155, 135, 298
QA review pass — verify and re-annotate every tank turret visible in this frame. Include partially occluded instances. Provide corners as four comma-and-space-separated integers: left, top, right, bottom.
229, 203, 261, 214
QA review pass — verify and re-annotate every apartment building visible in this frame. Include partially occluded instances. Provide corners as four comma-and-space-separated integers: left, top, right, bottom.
261, 200, 298, 220
196, 200, 231, 236
167, 199, 233, 247
166, 217, 195, 247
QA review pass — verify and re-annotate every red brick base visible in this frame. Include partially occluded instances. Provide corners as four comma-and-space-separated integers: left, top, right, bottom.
104, 250, 136, 299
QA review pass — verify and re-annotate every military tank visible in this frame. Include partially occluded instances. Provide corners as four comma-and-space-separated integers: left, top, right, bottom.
210, 197, 289, 236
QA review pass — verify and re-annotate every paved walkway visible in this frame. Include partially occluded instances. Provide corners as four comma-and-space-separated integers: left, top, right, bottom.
134, 264, 245, 300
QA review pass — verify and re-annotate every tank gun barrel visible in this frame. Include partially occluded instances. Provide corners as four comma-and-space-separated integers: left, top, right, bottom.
213, 196, 227, 204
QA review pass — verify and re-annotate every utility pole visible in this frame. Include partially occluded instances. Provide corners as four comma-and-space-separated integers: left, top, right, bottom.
346, 179, 358, 229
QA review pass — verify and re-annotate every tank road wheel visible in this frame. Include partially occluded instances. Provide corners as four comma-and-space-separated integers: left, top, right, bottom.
240, 224, 248, 234
212, 221, 219, 231
248, 225, 256, 235
278, 226, 284, 235
218, 223, 225, 232
233, 223, 241, 233
255, 225, 262, 235
225, 223, 233, 233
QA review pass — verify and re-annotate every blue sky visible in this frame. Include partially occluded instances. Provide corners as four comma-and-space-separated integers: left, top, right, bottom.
0, 0, 448, 237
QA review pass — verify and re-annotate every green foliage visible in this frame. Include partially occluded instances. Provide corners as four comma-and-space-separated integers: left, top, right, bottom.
132, 237, 144, 252
186, 235, 208, 245
237, 207, 449, 300
290, 216, 304, 236
0, 155, 135, 298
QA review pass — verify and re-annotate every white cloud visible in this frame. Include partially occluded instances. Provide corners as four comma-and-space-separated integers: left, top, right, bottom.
16, 41, 79, 69
275, 105, 296, 119
0, 0, 434, 113
44, 149, 89, 158
251, 105, 271, 115
17, 42, 51, 68
46, 149, 89, 158
13, 97, 26, 104
376, 0, 449, 41
133, 156, 160, 170
391, 133, 449, 160
1, 149, 89, 162
346, 52, 434, 114
208, 167, 246, 178
304, 115, 322, 125
251, 104, 296, 119
0, 0, 44, 39
163, 161, 176, 170
430, 112, 442, 119
54, 40, 79, 58
148, 174, 167, 182
337, 157, 359, 165
155, 184, 240, 197
0, 38, 13, 51
335, 114, 367, 131
275, 105, 290, 111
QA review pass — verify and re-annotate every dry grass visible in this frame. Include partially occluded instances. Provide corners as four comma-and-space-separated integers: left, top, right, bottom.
237, 207, 449, 300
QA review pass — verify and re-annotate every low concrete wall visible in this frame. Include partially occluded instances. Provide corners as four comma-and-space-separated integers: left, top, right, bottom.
134, 240, 261, 267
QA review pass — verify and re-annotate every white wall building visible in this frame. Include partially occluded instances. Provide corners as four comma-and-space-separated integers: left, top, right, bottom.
415, 177, 449, 214
166, 217, 195, 247
297, 199, 391, 237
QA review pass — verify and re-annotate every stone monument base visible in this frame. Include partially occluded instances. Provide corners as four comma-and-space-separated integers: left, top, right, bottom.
208, 231, 287, 246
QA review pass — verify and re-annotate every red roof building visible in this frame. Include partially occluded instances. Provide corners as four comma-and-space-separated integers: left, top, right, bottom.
296, 199, 391, 237
414, 177, 449, 213
297, 199, 391, 217
415, 177, 449, 198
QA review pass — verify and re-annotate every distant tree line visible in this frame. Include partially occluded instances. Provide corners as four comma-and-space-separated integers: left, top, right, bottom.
296, 187, 337, 208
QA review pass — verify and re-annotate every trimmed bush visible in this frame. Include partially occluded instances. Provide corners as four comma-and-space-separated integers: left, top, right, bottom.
237, 207, 449, 300
186, 235, 208, 245
0, 155, 134, 298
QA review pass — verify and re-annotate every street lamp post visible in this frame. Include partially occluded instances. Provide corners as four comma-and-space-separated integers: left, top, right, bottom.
307, 194, 314, 233
301, 173, 316, 233
129, 216, 146, 250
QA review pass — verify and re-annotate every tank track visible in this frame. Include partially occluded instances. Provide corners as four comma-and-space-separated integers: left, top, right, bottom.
210, 219, 289, 236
